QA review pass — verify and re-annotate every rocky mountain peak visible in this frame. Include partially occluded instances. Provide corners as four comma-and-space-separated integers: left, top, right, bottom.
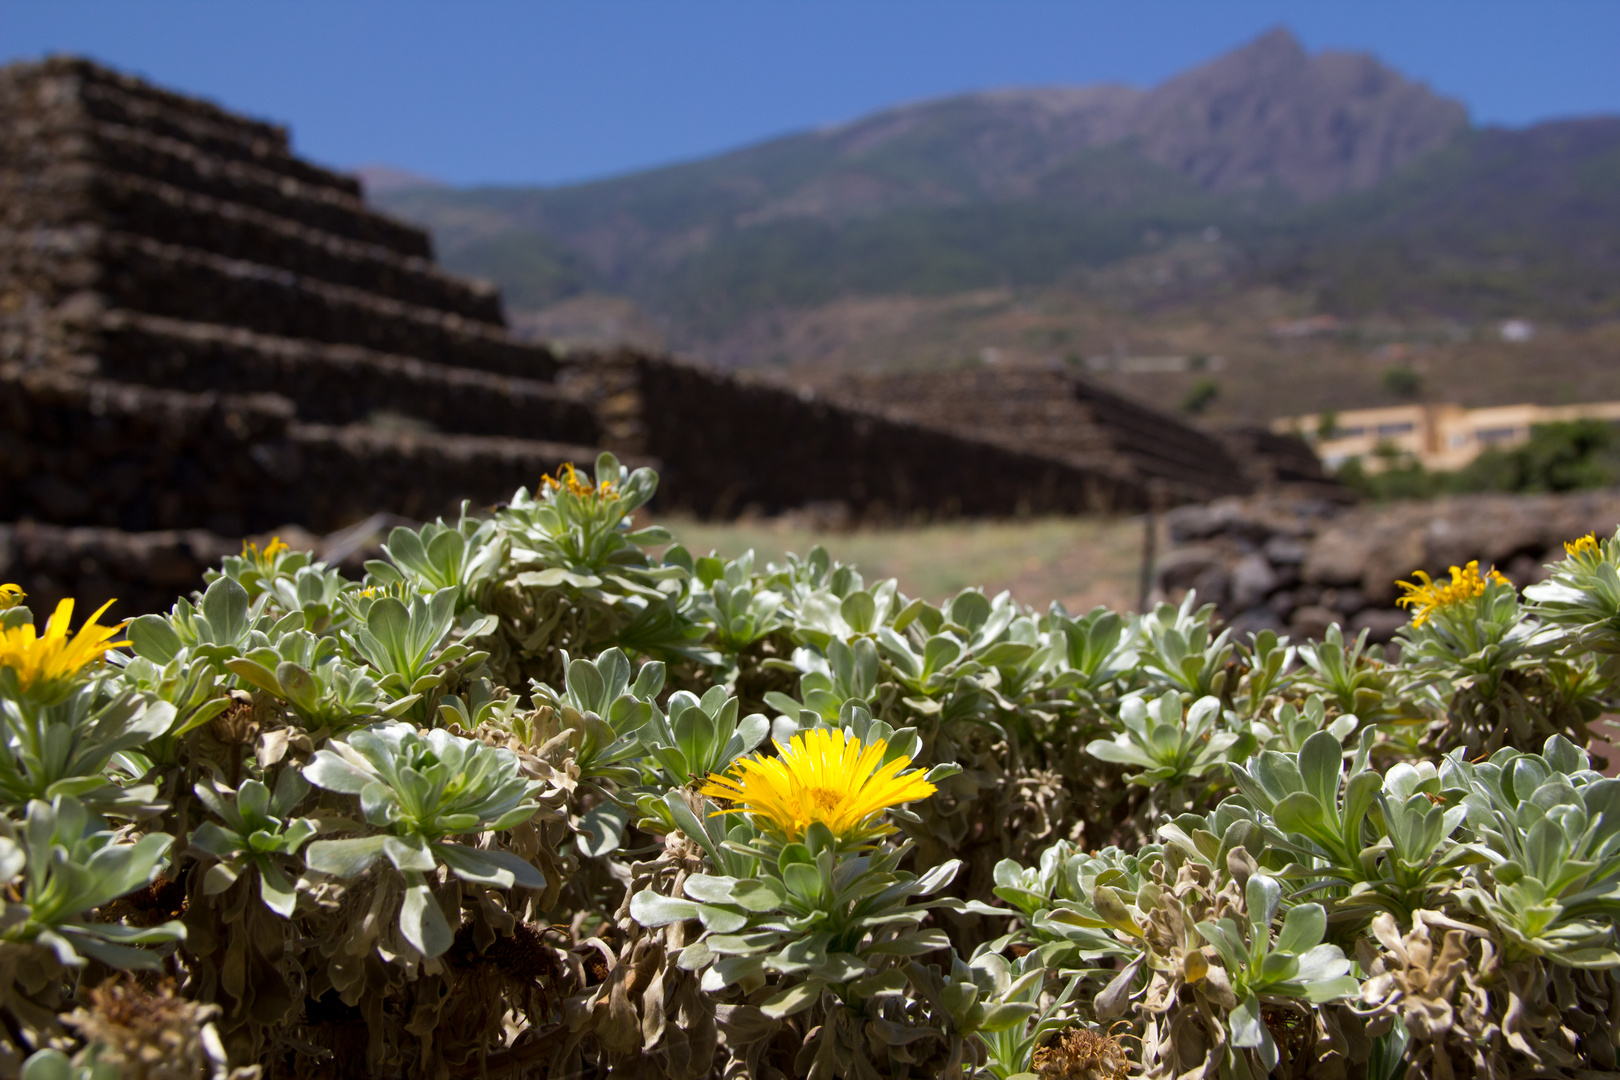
1129, 27, 1468, 198
796, 28, 1467, 205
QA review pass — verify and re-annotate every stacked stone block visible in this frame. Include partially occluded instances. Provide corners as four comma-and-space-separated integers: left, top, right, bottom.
1155, 490, 1620, 643
0, 57, 606, 611
572, 356, 1321, 520
821, 369, 1265, 505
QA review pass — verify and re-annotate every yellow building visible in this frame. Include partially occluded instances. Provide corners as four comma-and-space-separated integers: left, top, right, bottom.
1274, 401, 1620, 472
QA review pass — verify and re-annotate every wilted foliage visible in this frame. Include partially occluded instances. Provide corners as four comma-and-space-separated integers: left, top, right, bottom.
3, 453, 1620, 1079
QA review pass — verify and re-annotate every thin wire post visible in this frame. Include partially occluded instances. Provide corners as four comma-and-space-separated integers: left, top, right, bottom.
1137, 480, 1169, 614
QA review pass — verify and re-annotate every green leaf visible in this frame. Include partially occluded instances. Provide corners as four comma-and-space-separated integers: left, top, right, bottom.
1275, 903, 1327, 955
849, 969, 909, 997
696, 904, 748, 934
576, 802, 630, 858
399, 879, 454, 958
864, 929, 950, 955
630, 892, 701, 927
975, 1002, 1039, 1033
730, 878, 787, 912
258, 862, 299, 918
1229, 992, 1269, 1049
1259, 950, 1300, 983
304, 835, 388, 878
200, 576, 250, 646
1246, 875, 1282, 932
19, 1049, 74, 1080
434, 843, 546, 889
760, 981, 823, 1019
1303, 975, 1363, 1003
1299, 731, 1345, 826
783, 861, 822, 902
224, 658, 283, 697
126, 616, 183, 663
841, 591, 877, 633
1273, 791, 1330, 841
914, 859, 962, 896
302, 751, 374, 795
1085, 740, 1155, 768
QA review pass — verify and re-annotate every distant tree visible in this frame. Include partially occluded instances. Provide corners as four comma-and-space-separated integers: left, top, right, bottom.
1316, 409, 1340, 439
1337, 419, 1620, 500
1456, 420, 1620, 493
1381, 365, 1423, 398
1180, 378, 1220, 415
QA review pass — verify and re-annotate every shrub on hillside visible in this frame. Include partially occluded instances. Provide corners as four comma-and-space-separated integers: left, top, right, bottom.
1341, 418, 1620, 500
4, 457, 1620, 1079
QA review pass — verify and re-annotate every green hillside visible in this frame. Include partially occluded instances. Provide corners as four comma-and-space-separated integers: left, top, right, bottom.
369, 31, 1620, 365
1255, 120, 1620, 321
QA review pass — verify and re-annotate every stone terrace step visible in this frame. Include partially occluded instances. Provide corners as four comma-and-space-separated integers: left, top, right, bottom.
827, 369, 1251, 500
2, 228, 557, 379
0, 368, 296, 535
0, 369, 616, 534
290, 424, 614, 528
14, 57, 362, 198
1, 120, 431, 257
1, 167, 501, 323
88, 310, 598, 443
634, 356, 1144, 519
0, 521, 238, 618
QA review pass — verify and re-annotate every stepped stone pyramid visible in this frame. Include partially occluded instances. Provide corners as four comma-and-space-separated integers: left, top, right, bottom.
0, 56, 1329, 610
1, 57, 606, 610
581, 356, 1327, 520
822, 369, 1255, 501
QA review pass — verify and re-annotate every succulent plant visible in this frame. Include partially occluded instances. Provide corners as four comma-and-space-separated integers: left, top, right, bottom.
0, 796, 181, 969
1085, 692, 1248, 786
301, 722, 546, 957
6, 476, 1620, 1078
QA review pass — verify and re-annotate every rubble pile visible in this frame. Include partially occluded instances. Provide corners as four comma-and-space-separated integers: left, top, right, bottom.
1158, 489, 1620, 641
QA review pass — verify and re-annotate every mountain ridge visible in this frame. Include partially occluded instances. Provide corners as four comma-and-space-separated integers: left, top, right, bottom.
368, 28, 1618, 367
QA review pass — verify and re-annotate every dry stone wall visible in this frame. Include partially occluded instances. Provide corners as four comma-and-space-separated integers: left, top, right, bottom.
565, 352, 1322, 520
0, 369, 601, 536
0, 57, 610, 609
2, 55, 1338, 612
820, 368, 1258, 505
1157, 490, 1620, 642
630, 356, 1146, 519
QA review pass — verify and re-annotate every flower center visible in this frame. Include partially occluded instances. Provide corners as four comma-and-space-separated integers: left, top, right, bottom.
808, 788, 844, 814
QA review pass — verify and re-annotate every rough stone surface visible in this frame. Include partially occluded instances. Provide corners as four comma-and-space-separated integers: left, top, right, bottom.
1155, 546, 1225, 591
818, 368, 1264, 505
1229, 552, 1280, 611
1, 55, 1351, 611
0, 521, 237, 617
0, 516, 412, 617
631, 355, 1150, 519
0, 369, 610, 534
1156, 490, 1620, 642
558, 352, 1332, 521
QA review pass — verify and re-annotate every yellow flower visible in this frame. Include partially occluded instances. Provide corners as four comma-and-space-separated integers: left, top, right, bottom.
542, 462, 616, 500
1395, 560, 1510, 628
1565, 533, 1602, 560
0, 598, 126, 695
242, 536, 289, 570
0, 584, 24, 611
699, 728, 936, 843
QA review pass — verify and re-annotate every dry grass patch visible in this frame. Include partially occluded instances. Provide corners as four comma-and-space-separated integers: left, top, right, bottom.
650, 514, 1145, 612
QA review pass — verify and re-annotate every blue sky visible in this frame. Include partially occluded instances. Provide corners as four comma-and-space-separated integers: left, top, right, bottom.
7, 2, 1618, 188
